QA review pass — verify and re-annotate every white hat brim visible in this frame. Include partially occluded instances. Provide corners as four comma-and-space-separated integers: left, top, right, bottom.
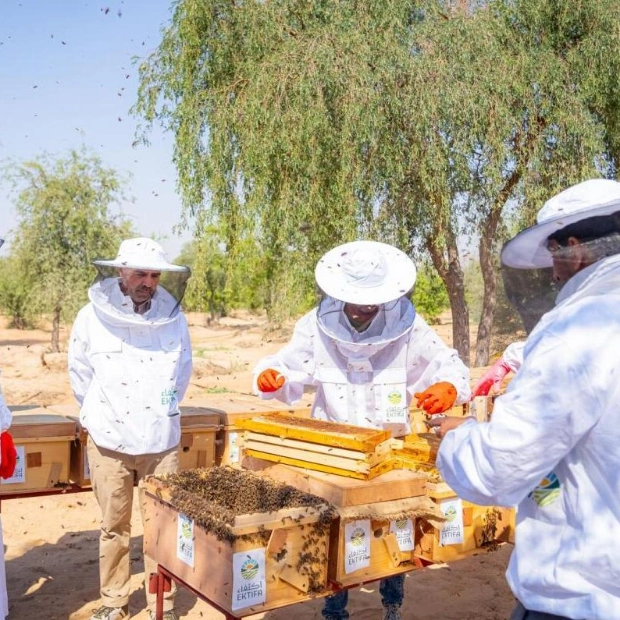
93, 258, 189, 273
315, 240, 416, 305
502, 195, 620, 269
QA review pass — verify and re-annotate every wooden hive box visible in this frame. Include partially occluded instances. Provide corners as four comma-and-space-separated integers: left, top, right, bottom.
189, 395, 313, 466
414, 481, 515, 563
178, 406, 221, 471
47, 404, 223, 486
43, 404, 91, 487
68, 416, 90, 488
0, 410, 77, 495
140, 469, 334, 616
327, 496, 443, 587
253, 464, 428, 508
250, 463, 436, 587
238, 413, 394, 479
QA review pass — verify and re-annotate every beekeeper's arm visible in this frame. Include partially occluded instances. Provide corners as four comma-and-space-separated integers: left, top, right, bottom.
435, 332, 596, 507
67, 310, 94, 407
471, 340, 526, 397
407, 315, 471, 413
253, 310, 317, 404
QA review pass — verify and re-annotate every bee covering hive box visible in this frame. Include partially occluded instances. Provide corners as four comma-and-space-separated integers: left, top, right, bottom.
328, 496, 444, 587
414, 481, 515, 563
0, 410, 76, 494
140, 466, 335, 615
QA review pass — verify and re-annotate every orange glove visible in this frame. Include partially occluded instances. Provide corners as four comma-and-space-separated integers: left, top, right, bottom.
414, 382, 457, 415
0, 431, 17, 479
256, 368, 285, 393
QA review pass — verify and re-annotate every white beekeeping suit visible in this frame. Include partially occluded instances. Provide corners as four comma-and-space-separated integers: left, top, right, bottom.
253, 240, 470, 437
68, 275, 193, 454
434, 179, 620, 620
0, 373, 13, 619
253, 240, 470, 620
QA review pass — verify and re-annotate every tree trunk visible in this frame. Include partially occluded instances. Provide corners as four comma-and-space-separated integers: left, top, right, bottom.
51, 304, 61, 353
474, 165, 526, 365
427, 241, 470, 366
474, 224, 497, 367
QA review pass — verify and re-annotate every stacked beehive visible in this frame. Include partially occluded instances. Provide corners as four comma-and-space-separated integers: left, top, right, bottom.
238, 412, 395, 479
238, 411, 448, 480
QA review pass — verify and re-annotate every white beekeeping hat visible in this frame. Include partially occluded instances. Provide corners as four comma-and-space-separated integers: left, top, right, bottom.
315, 240, 417, 305
93, 237, 188, 273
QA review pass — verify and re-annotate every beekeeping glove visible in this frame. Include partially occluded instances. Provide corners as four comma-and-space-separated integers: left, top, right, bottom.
256, 368, 285, 393
414, 381, 457, 415
471, 357, 512, 397
0, 431, 17, 479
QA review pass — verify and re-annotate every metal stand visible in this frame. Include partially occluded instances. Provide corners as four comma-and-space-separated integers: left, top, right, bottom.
148, 558, 431, 620
149, 566, 241, 620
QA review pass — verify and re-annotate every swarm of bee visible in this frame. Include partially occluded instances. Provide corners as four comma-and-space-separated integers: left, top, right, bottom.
152, 466, 334, 592
156, 466, 334, 539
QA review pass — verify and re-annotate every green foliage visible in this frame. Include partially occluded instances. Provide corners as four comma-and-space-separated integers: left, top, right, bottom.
412, 265, 450, 324
177, 225, 316, 322
0, 256, 36, 329
133, 0, 620, 362
3, 149, 134, 346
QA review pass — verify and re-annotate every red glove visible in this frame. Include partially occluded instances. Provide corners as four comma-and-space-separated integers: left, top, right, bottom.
414, 382, 457, 415
256, 368, 285, 393
0, 431, 17, 479
471, 358, 512, 397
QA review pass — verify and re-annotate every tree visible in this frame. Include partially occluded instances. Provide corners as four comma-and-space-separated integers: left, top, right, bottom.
134, 0, 620, 365
0, 256, 36, 329
4, 149, 134, 351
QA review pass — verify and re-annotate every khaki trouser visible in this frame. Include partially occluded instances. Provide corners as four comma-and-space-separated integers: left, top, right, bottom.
87, 437, 178, 612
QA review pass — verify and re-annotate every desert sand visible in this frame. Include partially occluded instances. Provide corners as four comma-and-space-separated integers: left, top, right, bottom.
0, 312, 516, 619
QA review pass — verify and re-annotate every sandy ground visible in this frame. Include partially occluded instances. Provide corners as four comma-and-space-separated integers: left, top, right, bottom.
0, 311, 517, 619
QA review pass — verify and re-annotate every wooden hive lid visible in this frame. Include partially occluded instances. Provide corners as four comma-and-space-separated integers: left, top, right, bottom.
179, 406, 222, 429
10, 411, 77, 439
237, 411, 391, 452
44, 403, 80, 417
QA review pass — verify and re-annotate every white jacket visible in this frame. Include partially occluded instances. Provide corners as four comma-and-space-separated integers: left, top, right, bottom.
437, 253, 620, 619
68, 277, 193, 455
254, 297, 470, 436
0, 374, 12, 435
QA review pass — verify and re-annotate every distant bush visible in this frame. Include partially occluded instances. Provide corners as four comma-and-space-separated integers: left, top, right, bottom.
413, 266, 450, 324
0, 257, 36, 329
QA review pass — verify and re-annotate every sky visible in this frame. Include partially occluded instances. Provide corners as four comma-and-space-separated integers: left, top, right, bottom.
0, 0, 193, 260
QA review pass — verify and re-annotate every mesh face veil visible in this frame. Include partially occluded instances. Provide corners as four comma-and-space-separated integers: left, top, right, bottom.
91, 265, 191, 314
501, 212, 620, 334
91, 238, 191, 314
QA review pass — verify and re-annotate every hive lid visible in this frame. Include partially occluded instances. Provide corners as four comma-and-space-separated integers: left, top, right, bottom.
179, 406, 221, 429
10, 411, 77, 439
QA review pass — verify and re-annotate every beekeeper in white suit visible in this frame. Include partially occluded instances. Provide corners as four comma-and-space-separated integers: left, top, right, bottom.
0, 371, 16, 620
68, 238, 192, 620
0, 236, 17, 620
430, 178, 620, 620
253, 240, 470, 620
